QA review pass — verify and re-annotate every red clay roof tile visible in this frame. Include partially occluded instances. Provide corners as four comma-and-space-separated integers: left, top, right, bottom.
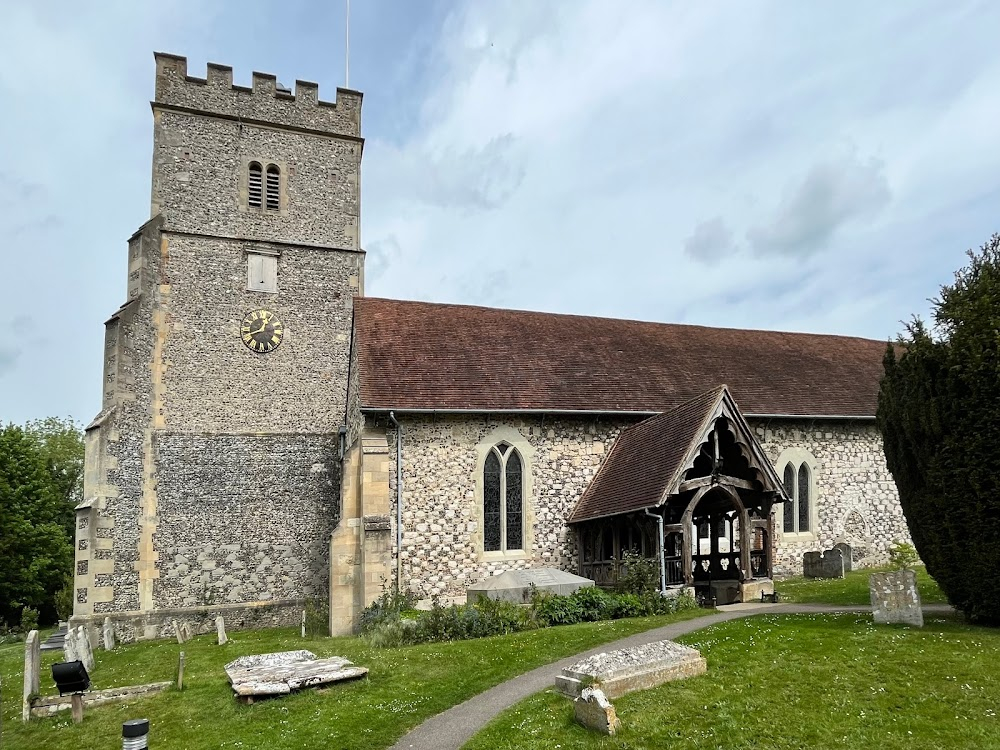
355, 297, 888, 417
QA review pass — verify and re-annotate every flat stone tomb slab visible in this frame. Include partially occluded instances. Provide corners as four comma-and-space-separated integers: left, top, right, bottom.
555, 640, 706, 699
467, 567, 594, 604
224, 650, 367, 700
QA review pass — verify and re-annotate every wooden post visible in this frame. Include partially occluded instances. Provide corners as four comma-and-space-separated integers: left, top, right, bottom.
177, 651, 185, 691
70, 694, 84, 724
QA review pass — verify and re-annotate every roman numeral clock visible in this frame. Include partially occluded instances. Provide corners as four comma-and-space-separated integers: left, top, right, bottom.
241, 309, 284, 353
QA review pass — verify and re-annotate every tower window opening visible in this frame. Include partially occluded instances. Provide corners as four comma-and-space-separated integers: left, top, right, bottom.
266, 165, 280, 211
248, 162, 263, 208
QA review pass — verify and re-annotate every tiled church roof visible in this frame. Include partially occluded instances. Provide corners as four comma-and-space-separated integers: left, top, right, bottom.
354, 297, 889, 417
568, 387, 726, 523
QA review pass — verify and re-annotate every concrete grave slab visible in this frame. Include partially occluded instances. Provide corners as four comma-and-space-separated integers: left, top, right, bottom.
224, 650, 367, 702
556, 639, 706, 699
467, 567, 594, 605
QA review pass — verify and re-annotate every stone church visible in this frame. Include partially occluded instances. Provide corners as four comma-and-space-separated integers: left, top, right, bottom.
71, 54, 909, 640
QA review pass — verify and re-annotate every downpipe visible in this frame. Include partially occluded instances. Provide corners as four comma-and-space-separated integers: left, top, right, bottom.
644, 507, 666, 594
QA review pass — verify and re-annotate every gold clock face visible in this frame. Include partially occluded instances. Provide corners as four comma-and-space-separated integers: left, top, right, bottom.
241, 309, 284, 353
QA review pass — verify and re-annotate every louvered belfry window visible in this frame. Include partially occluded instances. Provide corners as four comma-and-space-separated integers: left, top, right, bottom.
266, 165, 280, 211
248, 162, 263, 208
483, 442, 524, 552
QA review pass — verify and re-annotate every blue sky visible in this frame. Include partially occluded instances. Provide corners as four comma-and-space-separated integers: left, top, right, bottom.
1, 0, 998, 425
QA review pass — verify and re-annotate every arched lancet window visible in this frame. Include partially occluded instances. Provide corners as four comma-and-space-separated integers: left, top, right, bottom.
483, 442, 523, 552
266, 165, 280, 211
782, 460, 812, 533
248, 162, 263, 208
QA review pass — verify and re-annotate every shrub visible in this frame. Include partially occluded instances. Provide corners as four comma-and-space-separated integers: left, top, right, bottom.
20, 606, 39, 633
888, 541, 919, 571
617, 549, 661, 595
878, 233, 1000, 623
54, 576, 74, 622
358, 587, 416, 635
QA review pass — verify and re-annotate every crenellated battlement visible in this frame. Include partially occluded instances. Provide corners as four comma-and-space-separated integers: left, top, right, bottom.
153, 52, 362, 138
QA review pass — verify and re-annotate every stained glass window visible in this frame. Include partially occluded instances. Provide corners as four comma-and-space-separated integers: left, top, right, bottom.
484, 452, 501, 551
783, 463, 795, 533
798, 463, 810, 532
483, 443, 525, 553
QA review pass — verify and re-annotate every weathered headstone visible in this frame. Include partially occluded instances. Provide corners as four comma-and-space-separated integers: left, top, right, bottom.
574, 687, 620, 736
63, 626, 80, 664
216, 616, 228, 646
173, 619, 190, 644
301, 609, 306, 638
77, 626, 96, 673
833, 542, 853, 573
803, 548, 845, 579
870, 570, 923, 627
178, 651, 185, 691
22, 630, 40, 722
102, 617, 116, 651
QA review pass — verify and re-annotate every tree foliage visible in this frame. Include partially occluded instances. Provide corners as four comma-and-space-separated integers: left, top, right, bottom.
878, 233, 1000, 624
0, 421, 80, 627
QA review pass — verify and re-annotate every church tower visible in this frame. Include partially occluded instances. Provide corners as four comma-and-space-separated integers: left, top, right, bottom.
73, 53, 364, 639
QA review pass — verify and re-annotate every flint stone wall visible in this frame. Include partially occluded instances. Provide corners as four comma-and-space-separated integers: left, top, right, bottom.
754, 420, 910, 577
385, 414, 629, 601
152, 433, 339, 609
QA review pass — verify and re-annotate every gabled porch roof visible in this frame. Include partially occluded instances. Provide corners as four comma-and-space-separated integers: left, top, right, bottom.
568, 385, 787, 524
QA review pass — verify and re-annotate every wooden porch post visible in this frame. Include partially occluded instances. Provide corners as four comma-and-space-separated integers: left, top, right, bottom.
739, 507, 752, 580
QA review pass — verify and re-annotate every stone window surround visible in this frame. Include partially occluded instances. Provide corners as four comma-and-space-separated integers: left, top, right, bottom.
474, 426, 535, 563
773, 446, 820, 542
238, 157, 289, 215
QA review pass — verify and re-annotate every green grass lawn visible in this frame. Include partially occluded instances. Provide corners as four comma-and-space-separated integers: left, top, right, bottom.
0, 609, 708, 749
776, 565, 948, 606
466, 611, 1000, 749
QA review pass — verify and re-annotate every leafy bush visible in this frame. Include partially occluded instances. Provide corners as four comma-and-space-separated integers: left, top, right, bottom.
617, 549, 661, 595
304, 597, 330, 637
888, 541, 919, 571
878, 233, 1000, 623
358, 587, 416, 634
54, 576, 74, 622
20, 606, 39, 633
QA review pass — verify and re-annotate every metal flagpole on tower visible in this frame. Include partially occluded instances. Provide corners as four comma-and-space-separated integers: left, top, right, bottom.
345, 0, 350, 88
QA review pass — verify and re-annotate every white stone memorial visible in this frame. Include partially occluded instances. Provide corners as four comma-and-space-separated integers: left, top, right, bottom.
467, 567, 594, 604
216, 616, 228, 646
102, 617, 116, 651
22, 630, 40, 722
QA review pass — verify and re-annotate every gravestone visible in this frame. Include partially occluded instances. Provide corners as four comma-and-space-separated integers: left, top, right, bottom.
173, 619, 191, 644
803, 548, 845, 579
467, 567, 594, 604
216, 616, 228, 646
574, 687, 620, 736
22, 630, 39, 722
77, 626, 95, 672
102, 617, 116, 651
833, 542, 853, 573
556, 640, 706, 699
63, 627, 80, 664
224, 650, 368, 703
870, 570, 923, 627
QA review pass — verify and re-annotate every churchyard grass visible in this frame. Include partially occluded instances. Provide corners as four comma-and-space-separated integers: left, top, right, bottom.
0, 609, 709, 749
776, 565, 947, 606
466, 611, 1000, 749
